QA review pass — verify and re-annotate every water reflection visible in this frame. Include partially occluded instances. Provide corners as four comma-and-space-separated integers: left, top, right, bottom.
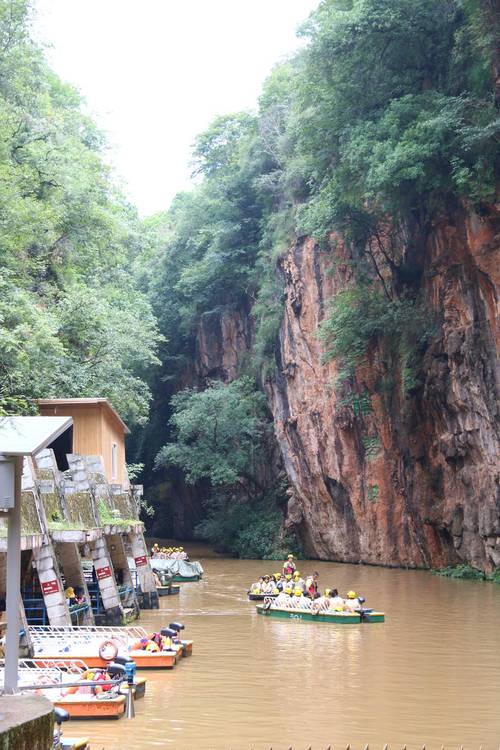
68, 547, 500, 749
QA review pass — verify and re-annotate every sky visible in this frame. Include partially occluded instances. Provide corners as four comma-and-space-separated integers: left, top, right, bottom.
34, 0, 319, 216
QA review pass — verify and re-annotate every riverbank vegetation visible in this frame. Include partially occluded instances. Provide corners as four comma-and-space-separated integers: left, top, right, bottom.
434, 565, 500, 583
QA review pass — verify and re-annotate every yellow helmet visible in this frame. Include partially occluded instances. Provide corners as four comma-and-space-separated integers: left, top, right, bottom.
64, 587, 75, 598
272, 588, 279, 595
287, 554, 294, 559
285, 574, 291, 580
293, 571, 299, 577
335, 606, 344, 611
294, 589, 302, 597
284, 587, 292, 594
347, 591, 357, 599
325, 589, 331, 596
274, 573, 280, 579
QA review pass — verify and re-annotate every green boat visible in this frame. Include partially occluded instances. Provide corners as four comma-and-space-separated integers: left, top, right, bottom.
256, 605, 385, 624
171, 574, 202, 583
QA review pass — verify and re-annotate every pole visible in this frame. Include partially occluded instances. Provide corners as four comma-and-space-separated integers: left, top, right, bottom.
4, 456, 22, 693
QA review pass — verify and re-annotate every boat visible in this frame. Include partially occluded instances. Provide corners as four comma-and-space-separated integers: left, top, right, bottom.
28, 625, 182, 669
149, 558, 204, 582
157, 584, 180, 597
0, 658, 129, 719
247, 592, 278, 601
53, 693, 126, 719
256, 605, 385, 623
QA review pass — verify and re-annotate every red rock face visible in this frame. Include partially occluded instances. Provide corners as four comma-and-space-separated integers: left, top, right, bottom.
266, 205, 500, 570
192, 205, 499, 571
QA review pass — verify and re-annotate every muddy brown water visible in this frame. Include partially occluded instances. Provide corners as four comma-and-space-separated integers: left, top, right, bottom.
67, 545, 500, 749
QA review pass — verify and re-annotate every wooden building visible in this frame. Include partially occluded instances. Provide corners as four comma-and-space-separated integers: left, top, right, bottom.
37, 399, 130, 484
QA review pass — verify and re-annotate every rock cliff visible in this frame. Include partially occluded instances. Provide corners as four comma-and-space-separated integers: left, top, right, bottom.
193, 203, 499, 570
266, 204, 500, 570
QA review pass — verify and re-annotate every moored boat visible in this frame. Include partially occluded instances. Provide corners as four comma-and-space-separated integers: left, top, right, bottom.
28, 625, 186, 669
157, 584, 180, 596
53, 694, 126, 719
149, 558, 204, 582
256, 605, 385, 623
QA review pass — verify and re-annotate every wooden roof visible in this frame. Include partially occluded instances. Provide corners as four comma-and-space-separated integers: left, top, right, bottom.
37, 398, 130, 434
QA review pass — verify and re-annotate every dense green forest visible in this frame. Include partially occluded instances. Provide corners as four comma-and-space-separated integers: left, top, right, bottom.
0, 0, 160, 424
1, 0, 498, 557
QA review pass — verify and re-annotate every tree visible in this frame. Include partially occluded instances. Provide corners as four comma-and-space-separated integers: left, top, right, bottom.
155, 378, 268, 491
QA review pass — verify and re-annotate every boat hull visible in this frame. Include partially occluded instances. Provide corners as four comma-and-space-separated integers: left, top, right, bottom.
119, 676, 146, 699
247, 593, 277, 601
35, 651, 177, 669
256, 606, 385, 623
53, 695, 126, 719
157, 585, 180, 596
171, 574, 201, 582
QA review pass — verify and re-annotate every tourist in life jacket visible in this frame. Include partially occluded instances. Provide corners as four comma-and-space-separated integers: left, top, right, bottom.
282, 554, 296, 576
276, 574, 287, 591
311, 588, 332, 613
261, 575, 275, 594
343, 590, 362, 611
304, 572, 319, 598
250, 577, 264, 594
329, 588, 345, 610
293, 571, 305, 591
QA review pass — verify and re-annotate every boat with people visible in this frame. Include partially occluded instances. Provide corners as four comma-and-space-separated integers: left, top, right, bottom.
29, 624, 193, 670
251, 557, 385, 623
257, 604, 385, 623
0, 658, 131, 719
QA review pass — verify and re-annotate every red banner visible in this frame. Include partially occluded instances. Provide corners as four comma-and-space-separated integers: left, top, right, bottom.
134, 555, 147, 567
41, 579, 59, 595
96, 565, 112, 580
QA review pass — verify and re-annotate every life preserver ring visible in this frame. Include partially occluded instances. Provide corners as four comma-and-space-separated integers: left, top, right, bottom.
98, 639, 118, 661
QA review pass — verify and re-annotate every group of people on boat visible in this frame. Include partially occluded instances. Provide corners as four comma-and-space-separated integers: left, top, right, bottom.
250, 555, 364, 612
59, 667, 119, 698
129, 630, 174, 653
150, 544, 189, 560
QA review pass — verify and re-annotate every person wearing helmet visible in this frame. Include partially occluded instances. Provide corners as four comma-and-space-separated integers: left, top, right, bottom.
328, 588, 345, 610
343, 590, 362, 611
282, 554, 296, 576
292, 587, 311, 609
274, 586, 292, 607
293, 571, 305, 592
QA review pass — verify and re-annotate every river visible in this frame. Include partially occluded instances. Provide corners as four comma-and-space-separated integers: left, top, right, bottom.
68, 545, 500, 749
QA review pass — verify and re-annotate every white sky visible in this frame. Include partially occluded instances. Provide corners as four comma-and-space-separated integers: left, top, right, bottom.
34, 0, 319, 216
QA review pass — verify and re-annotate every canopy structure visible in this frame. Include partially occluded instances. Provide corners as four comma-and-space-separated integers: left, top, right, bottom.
0, 415, 73, 693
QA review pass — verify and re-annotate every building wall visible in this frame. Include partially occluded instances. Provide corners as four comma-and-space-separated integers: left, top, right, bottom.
101, 408, 126, 485
39, 403, 126, 484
